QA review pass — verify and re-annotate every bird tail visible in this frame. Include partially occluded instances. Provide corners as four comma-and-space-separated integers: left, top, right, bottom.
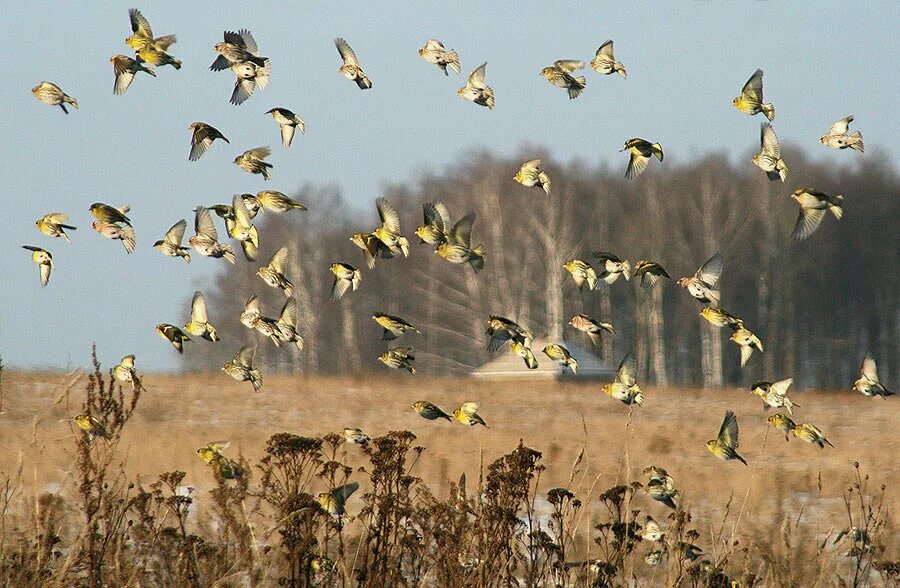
407, 365, 416, 375
824, 437, 835, 448
181, 251, 191, 263
567, 77, 586, 99
261, 167, 271, 181
251, 370, 263, 391
830, 196, 844, 219
469, 246, 486, 272
483, 88, 495, 109
735, 452, 749, 466
621, 260, 632, 281
446, 51, 461, 75
61, 223, 77, 230
65, 95, 79, 109
652, 143, 664, 161
849, 131, 864, 153
171, 58, 182, 70
615, 62, 627, 79
633, 390, 644, 406
761, 103, 775, 121
223, 247, 236, 265
357, 75, 373, 90
568, 358, 578, 374
120, 225, 136, 254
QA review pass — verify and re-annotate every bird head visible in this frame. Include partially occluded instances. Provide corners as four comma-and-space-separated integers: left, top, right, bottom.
705, 440, 717, 451
214, 41, 228, 53
539, 67, 554, 78
676, 277, 690, 288
731, 97, 740, 107
751, 154, 761, 166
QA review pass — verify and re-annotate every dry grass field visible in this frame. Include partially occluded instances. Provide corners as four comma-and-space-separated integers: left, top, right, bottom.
0, 367, 897, 586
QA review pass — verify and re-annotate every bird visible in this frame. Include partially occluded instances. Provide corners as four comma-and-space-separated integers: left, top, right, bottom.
274, 298, 304, 350
91, 220, 136, 254
373, 313, 420, 340
707, 410, 748, 465
540, 60, 586, 99
633, 260, 671, 288
125, 8, 176, 53
223, 343, 263, 391
852, 354, 893, 398
234, 146, 273, 180
641, 516, 665, 542
676, 253, 723, 306
35, 213, 76, 242
22, 246, 53, 286
112, 354, 136, 384
317, 482, 360, 517
733, 68, 774, 121
511, 340, 538, 369
228, 193, 259, 262
435, 213, 485, 271
753, 123, 788, 182
413, 401, 453, 421
820, 116, 864, 152
453, 402, 487, 427
210, 29, 267, 71
351, 232, 394, 269
458, 62, 494, 109
90, 202, 132, 226
255, 191, 307, 213
330, 263, 361, 301
486, 316, 533, 352
513, 159, 551, 194
700, 306, 743, 329
592, 252, 632, 285
189, 207, 236, 264
189, 122, 229, 161
156, 323, 190, 354
730, 324, 763, 367
343, 428, 371, 446
153, 219, 191, 262
677, 543, 704, 562
378, 346, 416, 374
418, 39, 461, 75
266, 108, 305, 148
791, 423, 834, 448
230, 60, 270, 105
415, 202, 451, 245
32, 81, 78, 113
603, 353, 644, 406
645, 472, 678, 509
564, 259, 598, 290
372, 198, 410, 257
590, 40, 626, 78
197, 442, 243, 479
239, 295, 281, 344
110, 54, 156, 95
766, 414, 796, 441
74, 414, 109, 442
136, 47, 181, 70
257, 246, 294, 297
183, 291, 220, 342
568, 314, 614, 347
334, 38, 372, 89
542, 344, 577, 374
621, 139, 663, 180
790, 188, 843, 241
751, 378, 797, 414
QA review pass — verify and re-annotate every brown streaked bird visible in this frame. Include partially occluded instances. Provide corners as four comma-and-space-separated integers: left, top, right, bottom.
511, 341, 538, 369
767, 414, 796, 441
372, 197, 410, 257
223, 342, 263, 391
91, 221, 136, 254
373, 313, 420, 340
435, 212, 485, 272
513, 159, 551, 194
351, 232, 394, 269
852, 354, 893, 398
228, 193, 259, 262
183, 291, 219, 342
113, 354, 137, 384
335, 37, 372, 89
458, 62, 494, 109
732, 68, 775, 121
239, 294, 277, 341
230, 60, 270, 105
706, 410, 748, 465
540, 60, 586, 99
210, 29, 267, 71
415, 201, 451, 245
266, 107, 305, 148
153, 219, 191, 262
820, 115, 864, 152
418, 39, 461, 75
32, 81, 78, 113
677, 253, 723, 306
275, 298, 304, 350
22, 246, 53, 286
590, 40, 626, 78
621, 138, 663, 179
633, 259, 670, 288
564, 259, 598, 290
568, 313, 615, 347
36, 213, 76, 242
234, 146, 273, 180
330, 262, 361, 301
486, 315, 533, 352
791, 423, 834, 448
453, 402, 487, 427
700, 306, 743, 329
751, 378, 797, 414
378, 346, 416, 374
592, 251, 632, 284
413, 400, 453, 421
156, 323, 190, 354
729, 324, 763, 367
110, 54, 156, 95
790, 188, 843, 241
189, 206, 236, 264
542, 344, 577, 374
752, 122, 788, 182
189, 122, 229, 161
602, 352, 644, 406
90, 202, 131, 225
257, 245, 294, 297
255, 191, 307, 213
125, 8, 176, 53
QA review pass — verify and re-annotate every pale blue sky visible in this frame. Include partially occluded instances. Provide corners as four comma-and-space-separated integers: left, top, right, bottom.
2, 1, 897, 371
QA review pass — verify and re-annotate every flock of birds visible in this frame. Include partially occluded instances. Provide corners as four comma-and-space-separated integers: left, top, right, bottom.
23, 9, 893, 524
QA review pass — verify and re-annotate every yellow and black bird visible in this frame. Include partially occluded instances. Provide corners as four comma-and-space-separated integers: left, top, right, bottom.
568, 314, 614, 347
330, 262, 361, 301
453, 402, 487, 427
189, 206, 236, 263
514, 159, 551, 194
733, 68, 774, 121
458, 62, 494, 109
22, 245, 53, 286
318, 482, 360, 517
197, 442, 244, 479
335, 38, 371, 89
125, 8, 176, 54
435, 213, 485, 271
90, 202, 131, 226
590, 40, 626, 78
228, 193, 259, 262
275, 298, 304, 350
767, 414, 796, 441
706, 410, 748, 465
676, 253, 723, 306
36, 213, 76, 242
258, 245, 294, 297
413, 401, 453, 421
189, 122, 229, 161
153, 219, 191, 262
234, 146, 273, 180
110, 54, 156, 95
820, 116, 864, 152
542, 344, 577, 374
564, 259, 598, 290
418, 39, 461, 75
753, 123, 788, 182
74, 414, 109, 443
621, 139, 663, 180
378, 346, 416, 374
373, 313, 420, 340
32, 81, 78, 113
540, 60, 586, 99
223, 342, 263, 391
511, 340, 538, 369
256, 191, 307, 213
351, 232, 394, 269
372, 198, 409, 257
266, 108, 305, 148
852, 354, 893, 398
634, 260, 671, 288
790, 188, 843, 241
486, 316, 533, 352
183, 291, 220, 342
602, 353, 644, 406
791, 423, 834, 448
415, 201, 451, 245
156, 323, 190, 354
700, 306, 743, 329
730, 324, 763, 367
592, 251, 632, 285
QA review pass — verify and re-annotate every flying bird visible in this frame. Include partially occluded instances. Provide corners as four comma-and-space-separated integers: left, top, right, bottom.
621, 139, 663, 179
820, 115, 864, 152
228, 193, 259, 262
513, 159, 551, 194
351, 232, 394, 269
22, 246, 53, 286
852, 354, 893, 398
730, 324, 763, 367
274, 298, 304, 350
458, 62, 494, 109
156, 323, 190, 354
751, 378, 797, 414
330, 262, 361, 301
634, 260, 670, 288
700, 306, 743, 329
318, 482, 359, 517
372, 198, 410, 257
568, 314, 614, 347
791, 423, 834, 448
257, 245, 294, 297
136, 47, 181, 70
486, 315, 533, 352
110, 55, 156, 95
266, 108, 305, 148
183, 291, 220, 342
153, 219, 191, 262
453, 402, 487, 427
189, 122, 229, 161
189, 207, 236, 263
592, 251, 632, 284
790, 188, 843, 241
413, 400, 453, 421
256, 191, 307, 213
435, 213, 485, 271
753, 123, 788, 182
125, 8, 176, 53
35, 213, 76, 242
223, 342, 263, 391
210, 29, 267, 71
91, 214, 136, 254
230, 59, 270, 105
511, 340, 538, 369
32, 82, 77, 113
602, 353, 644, 406
234, 146, 273, 180
677, 253, 723, 306
767, 414, 796, 441
590, 40, 626, 78
373, 313, 420, 340
540, 60, 586, 99
418, 39, 461, 75
733, 68, 774, 121
415, 201, 451, 245
335, 38, 372, 89
564, 259, 598, 291
542, 344, 577, 374
378, 346, 416, 374
706, 410, 748, 465
343, 428, 371, 446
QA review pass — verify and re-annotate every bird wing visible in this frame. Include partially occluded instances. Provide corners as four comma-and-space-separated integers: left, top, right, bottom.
718, 410, 739, 449
829, 115, 852, 135
521, 159, 541, 171
861, 354, 879, 383
165, 219, 187, 245
332, 275, 351, 300
47, 212, 70, 223
376, 198, 401, 233
625, 152, 649, 180
596, 39, 614, 57
553, 60, 584, 73
244, 294, 261, 314
334, 37, 359, 65
268, 245, 288, 272
235, 342, 256, 367
696, 252, 724, 286
154, 36, 177, 50
791, 207, 825, 241
279, 298, 298, 326
450, 213, 476, 248
129, 8, 153, 37
761, 123, 780, 158
195, 207, 219, 241
190, 125, 220, 161
468, 62, 487, 88
246, 146, 271, 160
280, 123, 296, 148
232, 193, 253, 228
191, 291, 208, 323
231, 78, 256, 106
332, 481, 360, 503
615, 352, 637, 386
40, 261, 52, 286
209, 54, 232, 71
741, 69, 764, 102
112, 56, 136, 95
458, 402, 479, 415
769, 378, 793, 397
424, 39, 444, 51
422, 202, 446, 232
433, 201, 452, 229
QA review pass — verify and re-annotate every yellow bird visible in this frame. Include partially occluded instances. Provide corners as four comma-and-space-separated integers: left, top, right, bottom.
732, 68, 774, 121
706, 410, 748, 465
183, 291, 220, 342
413, 401, 453, 421
318, 482, 360, 516
22, 245, 53, 286
453, 402, 487, 427
74, 414, 109, 442
602, 353, 643, 406
125, 8, 176, 53
36, 213, 76, 241
513, 159, 551, 194
791, 423, 834, 448
620, 139, 663, 180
